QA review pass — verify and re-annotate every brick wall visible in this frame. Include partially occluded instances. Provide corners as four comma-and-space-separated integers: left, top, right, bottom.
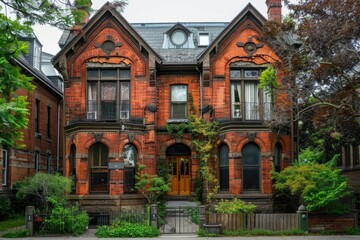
309, 213, 357, 232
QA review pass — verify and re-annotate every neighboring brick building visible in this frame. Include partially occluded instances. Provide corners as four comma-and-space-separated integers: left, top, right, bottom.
53, 1, 292, 213
0, 35, 64, 196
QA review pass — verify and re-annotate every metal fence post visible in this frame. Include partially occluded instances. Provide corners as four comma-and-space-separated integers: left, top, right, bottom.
199, 205, 206, 229
150, 204, 158, 227
25, 206, 35, 237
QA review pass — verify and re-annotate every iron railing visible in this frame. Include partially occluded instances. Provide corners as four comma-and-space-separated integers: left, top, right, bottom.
214, 102, 272, 121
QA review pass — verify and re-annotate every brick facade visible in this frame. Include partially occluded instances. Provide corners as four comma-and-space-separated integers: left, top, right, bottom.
53, 2, 292, 212
0, 47, 63, 191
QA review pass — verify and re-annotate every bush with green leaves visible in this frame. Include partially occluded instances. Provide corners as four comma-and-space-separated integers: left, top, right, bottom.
96, 222, 160, 238
0, 196, 12, 220
134, 164, 170, 204
40, 198, 89, 236
214, 199, 256, 214
15, 172, 72, 212
272, 162, 352, 214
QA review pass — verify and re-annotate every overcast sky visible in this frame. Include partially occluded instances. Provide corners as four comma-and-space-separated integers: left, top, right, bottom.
33, 0, 291, 55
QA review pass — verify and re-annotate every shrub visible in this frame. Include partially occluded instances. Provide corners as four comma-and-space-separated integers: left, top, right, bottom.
41, 198, 89, 236
1, 229, 28, 238
197, 228, 218, 237
15, 172, 72, 212
344, 227, 360, 235
214, 199, 256, 214
0, 197, 12, 220
272, 162, 352, 214
96, 222, 160, 238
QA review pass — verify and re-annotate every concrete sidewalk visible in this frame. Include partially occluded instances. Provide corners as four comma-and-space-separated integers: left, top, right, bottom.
7, 229, 360, 240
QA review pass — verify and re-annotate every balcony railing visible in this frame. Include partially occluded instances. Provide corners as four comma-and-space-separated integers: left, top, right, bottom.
214, 102, 272, 121
66, 103, 144, 124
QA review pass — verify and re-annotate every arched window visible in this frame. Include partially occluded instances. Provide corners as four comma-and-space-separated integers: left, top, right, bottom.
274, 143, 282, 172
219, 144, 229, 191
242, 143, 260, 191
89, 143, 109, 193
70, 145, 76, 193
123, 144, 137, 193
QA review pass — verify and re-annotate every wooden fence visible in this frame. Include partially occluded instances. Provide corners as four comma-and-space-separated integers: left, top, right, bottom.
207, 212, 245, 231
247, 213, 299, 231
207, 213, 299, 231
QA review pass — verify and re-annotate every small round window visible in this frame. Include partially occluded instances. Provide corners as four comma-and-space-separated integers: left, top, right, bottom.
171, 30, 187, 46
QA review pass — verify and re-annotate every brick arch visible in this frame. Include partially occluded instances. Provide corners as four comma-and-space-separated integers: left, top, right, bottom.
215, 138, 233, 153
159, 139, 193, 156
237, 136, 267, 153
119, 137, 143, 156
82, 136, 115, 156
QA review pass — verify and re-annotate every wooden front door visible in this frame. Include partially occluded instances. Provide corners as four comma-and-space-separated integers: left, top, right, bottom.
168, 156, 191, 195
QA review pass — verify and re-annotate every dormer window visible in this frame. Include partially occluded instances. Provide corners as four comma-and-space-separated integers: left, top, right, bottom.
171, 30, 187, 47
198, 33, 210, 46
163, 23, 195, 49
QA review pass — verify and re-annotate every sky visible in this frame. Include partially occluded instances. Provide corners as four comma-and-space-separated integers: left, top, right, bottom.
33, 0, 292, 55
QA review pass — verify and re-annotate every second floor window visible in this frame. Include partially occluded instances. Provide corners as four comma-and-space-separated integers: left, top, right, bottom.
230, 68, 271, 121
35, 99, 40, 133
171, 85, 188, 119
87, 68, 130, 121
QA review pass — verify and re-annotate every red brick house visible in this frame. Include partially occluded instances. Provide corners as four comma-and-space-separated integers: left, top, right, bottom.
0, 35, 64, 196
53, 0, 292, 212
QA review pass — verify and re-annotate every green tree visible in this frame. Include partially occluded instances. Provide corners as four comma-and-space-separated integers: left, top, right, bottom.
259, 0, 360, 150
0, 15, 34, 147
15, 172, 72, 212
272, 162, 352, 214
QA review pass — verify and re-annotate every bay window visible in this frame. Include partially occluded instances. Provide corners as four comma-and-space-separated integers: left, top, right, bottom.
87, 68, 130, 120
230, 68, 271, 120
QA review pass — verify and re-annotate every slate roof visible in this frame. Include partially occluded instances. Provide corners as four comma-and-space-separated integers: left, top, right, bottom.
56, 3, 267, 65
58, 22, 228, 64
131, 22, 228, 63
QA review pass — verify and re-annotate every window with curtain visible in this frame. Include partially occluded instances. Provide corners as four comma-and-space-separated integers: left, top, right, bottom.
242, 143, 260, 191
171, 85, 188, 119
87, 68, 130, 120
89, 143, 109, 193
123, 144, 137, 193
219, 144, 229, 191
230, 68, 271, 121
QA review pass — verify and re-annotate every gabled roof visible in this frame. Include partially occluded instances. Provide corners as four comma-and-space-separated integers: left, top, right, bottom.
53, 2, 162, 65
197, 3, 267, 62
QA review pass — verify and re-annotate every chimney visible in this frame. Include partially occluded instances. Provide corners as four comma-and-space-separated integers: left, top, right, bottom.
266, 0, 282, 22
74, 0, 92, 26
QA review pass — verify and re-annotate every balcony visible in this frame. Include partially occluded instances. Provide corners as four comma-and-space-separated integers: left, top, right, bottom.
66, 103, 144, 125
214, 102, 272, 122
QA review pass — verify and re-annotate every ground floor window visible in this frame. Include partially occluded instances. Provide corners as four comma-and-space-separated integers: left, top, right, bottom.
219, 144, 229, 191
89, 143, 109, 193
242, 143, 260, 191
123, 144, 137, 193
2, 148, 8, 186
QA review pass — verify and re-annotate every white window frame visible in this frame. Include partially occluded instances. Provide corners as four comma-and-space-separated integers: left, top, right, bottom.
198, 33, 210, 46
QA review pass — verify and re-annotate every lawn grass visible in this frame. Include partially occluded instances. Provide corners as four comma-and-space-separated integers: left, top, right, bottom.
0, 216, 25, 231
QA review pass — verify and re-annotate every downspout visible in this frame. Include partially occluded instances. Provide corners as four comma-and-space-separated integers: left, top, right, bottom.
196, 67, 203, 118
56, 100, 62, 172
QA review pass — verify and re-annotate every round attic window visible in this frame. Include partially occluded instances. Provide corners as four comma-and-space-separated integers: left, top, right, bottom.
171, 30, 187, 46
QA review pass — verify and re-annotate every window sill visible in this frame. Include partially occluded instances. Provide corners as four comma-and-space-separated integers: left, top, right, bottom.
167, 119, 188, 123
